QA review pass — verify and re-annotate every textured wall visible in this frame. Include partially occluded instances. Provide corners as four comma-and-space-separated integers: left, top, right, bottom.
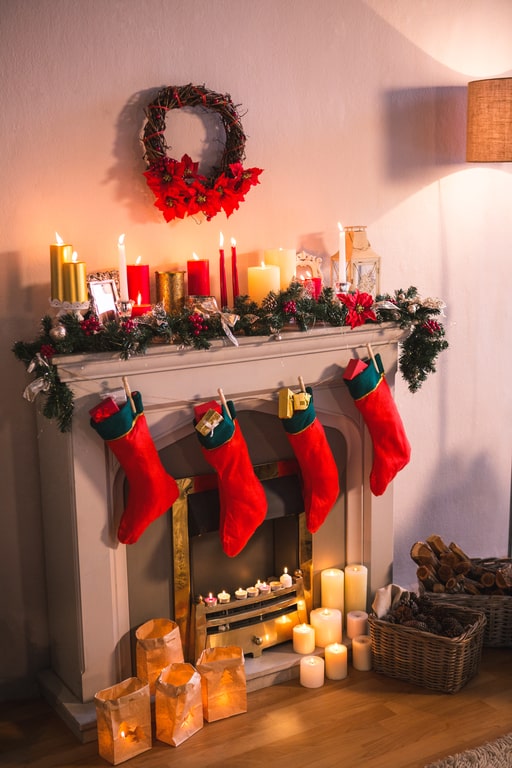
1, 0, 511, 697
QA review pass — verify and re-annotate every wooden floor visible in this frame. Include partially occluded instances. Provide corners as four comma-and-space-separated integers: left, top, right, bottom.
1, 648, 511, 768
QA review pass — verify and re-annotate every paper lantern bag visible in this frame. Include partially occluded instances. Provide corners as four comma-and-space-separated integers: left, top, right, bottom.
155, 662, 203, 747
94, 677, 151, 765
196, 646, 247, 722
135, 618, 184, 695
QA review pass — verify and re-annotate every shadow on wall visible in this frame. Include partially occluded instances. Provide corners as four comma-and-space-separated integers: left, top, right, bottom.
384, 86, 468, 180
394, 449, 509, 587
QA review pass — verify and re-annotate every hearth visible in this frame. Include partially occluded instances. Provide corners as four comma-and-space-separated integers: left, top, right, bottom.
35, 322, 404, 740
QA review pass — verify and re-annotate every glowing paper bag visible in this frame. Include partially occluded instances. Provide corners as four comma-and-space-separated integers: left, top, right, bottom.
94, 677, 151, 765
155, 662, 203, 747
196, 646, 247, 722
135, 618, 184, 695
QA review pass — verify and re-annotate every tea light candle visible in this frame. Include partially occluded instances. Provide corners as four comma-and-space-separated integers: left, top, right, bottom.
309, 608, 342, 647
187, 253, 210, 296
292, 623, 315, 655
217, 590, 230, 604
346, 610, 368, 639
256, 581, 271, 594
235, 587, 248, 600
344, 564, 368, 614
264, 248, 296, 290
247, 262, 280, 304
352, 635, 372, 671
270, 581, 283, 592
130, 293, 152, 317
320, 568, 344, 613
325, 643, 348, 680
246, 586, 259, 598
204, 593, 218, 607
280, 567, 293, 588
300, 656, 325, 688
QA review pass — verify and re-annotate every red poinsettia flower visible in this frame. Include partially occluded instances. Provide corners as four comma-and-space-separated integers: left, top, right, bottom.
229, 163, 263, 194
339, 290, 377, 329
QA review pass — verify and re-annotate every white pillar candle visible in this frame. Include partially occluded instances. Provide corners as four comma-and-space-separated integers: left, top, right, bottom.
280, 567, 293, 588
352, 635, 372, 671
321, 568, 344, 614
325, 643, 348, 680
299, 656, 325, 688
247, 262, 280, 304
118, 234, 129, 302
264, 248, 296, 290
337, 222, 347, 283
344, 564, 368, 614
346, 610, 368, 640
309, 608, 342, 648
293, 623, 316, 655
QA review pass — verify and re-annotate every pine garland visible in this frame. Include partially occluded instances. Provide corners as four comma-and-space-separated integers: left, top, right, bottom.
13, 285, 447, 432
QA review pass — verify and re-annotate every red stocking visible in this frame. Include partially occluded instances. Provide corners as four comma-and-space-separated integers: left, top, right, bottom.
343, 354, 411, 496
194, 399, 267, 557
280, 386, 340, 533
91, 392, 179, 544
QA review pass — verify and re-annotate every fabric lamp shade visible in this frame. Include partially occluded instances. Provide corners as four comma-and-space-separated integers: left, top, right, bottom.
466, 77, 512, 162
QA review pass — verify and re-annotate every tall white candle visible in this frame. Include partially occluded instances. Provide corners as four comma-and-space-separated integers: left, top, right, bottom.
346, 610, 368, 640
344, 564, 368, 614
309, 607, 342, 647
293, 623, 316, 655
321, 568, 344, 614
299, 656, 325, 688
352, 635, 372, 671
118, 233, 129, 302
337, 222, 347, 283
325, 643, 348, 680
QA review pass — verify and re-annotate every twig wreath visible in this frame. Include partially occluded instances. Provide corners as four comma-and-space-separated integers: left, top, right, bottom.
142, 84, 263, 222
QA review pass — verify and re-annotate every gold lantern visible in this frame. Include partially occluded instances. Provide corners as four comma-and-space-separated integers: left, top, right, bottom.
196, 646, 247, 722
155, 662, 204, 747
94, 677, 151, 765
135, 618, 184, 695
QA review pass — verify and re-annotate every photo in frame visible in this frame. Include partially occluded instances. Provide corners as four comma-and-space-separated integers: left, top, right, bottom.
88, 277, 119, 322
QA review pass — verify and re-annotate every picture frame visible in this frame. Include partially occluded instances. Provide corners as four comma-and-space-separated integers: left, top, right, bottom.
88, 276, 119, 322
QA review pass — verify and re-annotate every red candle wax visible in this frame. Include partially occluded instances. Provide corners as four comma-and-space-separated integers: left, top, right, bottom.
131, 302, 152, 317
231, 238, 239, 300
219, 248, 228, 307
187, 258, 210, 296
127, 263, 150, 304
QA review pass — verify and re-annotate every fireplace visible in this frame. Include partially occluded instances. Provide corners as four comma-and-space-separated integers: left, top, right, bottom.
35, 323, 404, 740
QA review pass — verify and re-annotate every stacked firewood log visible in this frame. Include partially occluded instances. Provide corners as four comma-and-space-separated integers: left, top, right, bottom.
410, 535, 512, 596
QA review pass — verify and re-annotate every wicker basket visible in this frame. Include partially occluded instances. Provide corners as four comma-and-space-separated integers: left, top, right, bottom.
419, 590, 512, 647
368, 604, 486, 694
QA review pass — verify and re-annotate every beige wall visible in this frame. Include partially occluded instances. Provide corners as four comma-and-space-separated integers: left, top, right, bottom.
1, 0, 511, 697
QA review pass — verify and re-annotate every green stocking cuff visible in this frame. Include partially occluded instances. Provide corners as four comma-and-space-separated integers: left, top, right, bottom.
90, 391, 143, 441
282, 387, 316, 434
195, 400, 236, 449
345, 354, 384, 401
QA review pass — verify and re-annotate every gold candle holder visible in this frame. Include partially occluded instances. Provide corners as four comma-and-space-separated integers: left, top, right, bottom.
155, 271, 185, 314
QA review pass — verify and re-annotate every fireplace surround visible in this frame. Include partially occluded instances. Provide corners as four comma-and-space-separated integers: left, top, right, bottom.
35, 322, 405, 740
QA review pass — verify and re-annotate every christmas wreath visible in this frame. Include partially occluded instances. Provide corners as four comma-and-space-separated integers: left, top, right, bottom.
13, 286, 448, 433
142, 84, 263, 222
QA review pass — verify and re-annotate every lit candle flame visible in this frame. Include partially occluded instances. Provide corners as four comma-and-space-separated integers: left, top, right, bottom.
219, 232, 224, 248
136, 255, 142, 265
137, 292, 142, 306
192, 252, 199, 261
55, 232, 64, 245
71, 251, 78, 263
337, 221, 344, 234
231, 237, 236, 247
260, 261, 265, 268
118, 233, 125, 246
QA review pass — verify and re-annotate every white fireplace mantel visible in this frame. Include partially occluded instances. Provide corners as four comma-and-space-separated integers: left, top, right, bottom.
36, 322, 406, 740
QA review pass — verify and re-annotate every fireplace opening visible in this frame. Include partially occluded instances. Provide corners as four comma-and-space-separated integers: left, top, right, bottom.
125, 408, 347, 663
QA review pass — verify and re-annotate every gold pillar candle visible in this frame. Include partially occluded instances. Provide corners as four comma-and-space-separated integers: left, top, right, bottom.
155, 271, 185, 314
50, 236, 73, 301
94, 677, 152, 765
62, 253, 88, 303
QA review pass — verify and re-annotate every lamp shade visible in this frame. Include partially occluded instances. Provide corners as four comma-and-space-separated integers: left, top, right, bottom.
466, 77, 512, 162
